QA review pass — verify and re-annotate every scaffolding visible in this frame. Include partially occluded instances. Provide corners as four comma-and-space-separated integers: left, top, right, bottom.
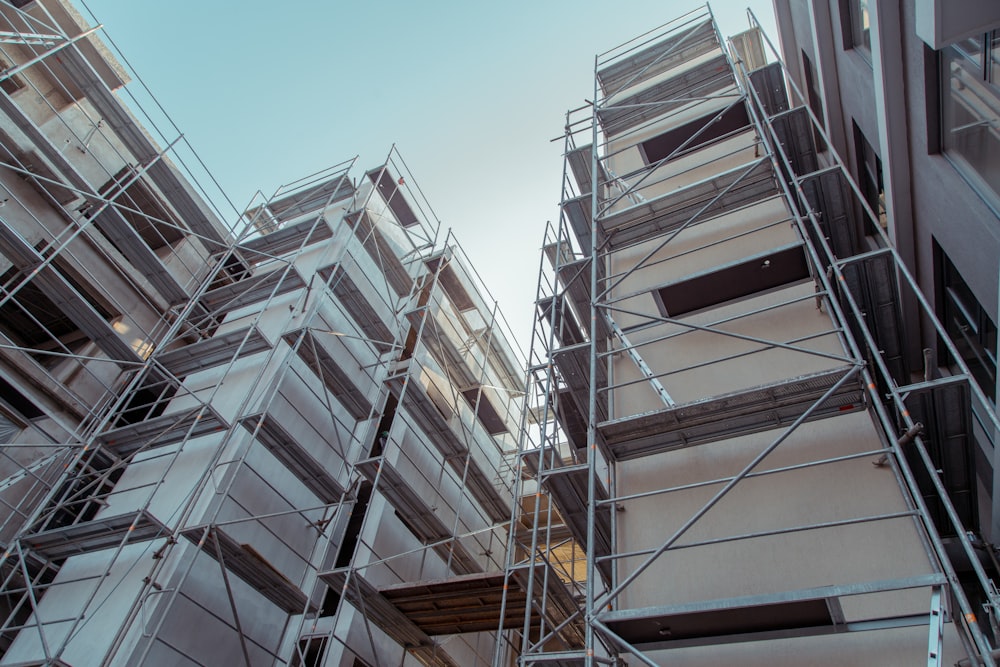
0, 0, 239, 635
0, 2, 526, 666
501, 5, 1000, 666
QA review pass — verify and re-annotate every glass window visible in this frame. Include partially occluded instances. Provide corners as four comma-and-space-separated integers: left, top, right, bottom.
941, 31, 1000, 209
937, 243, 997, 402
990, 32, 1000, 88
853, 121, 885, 228
848, 0, 871, 56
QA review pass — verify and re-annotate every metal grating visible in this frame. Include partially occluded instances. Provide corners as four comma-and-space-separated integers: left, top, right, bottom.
769, 107, 819, 179
598, 53, 735, 137
597, 19, 719, 96
599, 574, 945, 650
319, 569, 459, 667
199, 267, 306, 315
599, 367, 864, 460
902, 376, 978, 537
799, 167, 861, 259
157, 327, 271, 377
747, 62, 790, 117
597, 158, 779, 251
96, 406, 228, 458
240, 217, 333, 260
839, 251, 910, 386
23, 509, 168, 561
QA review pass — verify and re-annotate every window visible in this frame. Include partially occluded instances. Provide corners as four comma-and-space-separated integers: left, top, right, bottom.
0, 262, 116, 368
290, 636, 328, 667
844, 0, 871, 57
801, 51, 827, 151
936, 242, 997, 402
97, 166, 184, 251
852, 121, 885, 228
639, 103, 751, 164
941, 30, 1000, 209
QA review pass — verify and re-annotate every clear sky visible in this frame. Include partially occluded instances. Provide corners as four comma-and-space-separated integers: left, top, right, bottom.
77, 0, 778, 353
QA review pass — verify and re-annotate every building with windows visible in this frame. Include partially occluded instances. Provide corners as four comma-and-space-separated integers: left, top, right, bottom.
4, 0, 1000, 666
498, 2, 1000, 666
773, 0, 1000, 540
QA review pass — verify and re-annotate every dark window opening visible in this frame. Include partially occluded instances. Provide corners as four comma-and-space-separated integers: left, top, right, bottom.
394, 508, 428, 543
335, 481, 372, 570
114, 376, 177, 426
370, 395, 398, 457
461, 387, 509, 435
97, 166, 184, 252
923, 45, 942, 154
941, 30, 1000, 207
657, 245, 811, 318
801, 51, 827, 152
320, 480, 373, 617
290, 635, 328, 667
318, 585, 338, 617
401, 277, 434, 362
42, 454, 123, 534
0, 261, 116, 368
935, 241, 997, 402
841, 0, 871, 56
367, 168, 419, 227
0, 376, 43, 420
639, 103, 750, 165
852, 120, 885, 230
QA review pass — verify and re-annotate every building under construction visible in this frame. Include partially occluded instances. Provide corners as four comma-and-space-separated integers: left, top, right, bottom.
504, 3, 1000, 666
0, 1, 523, 666
3, 0, 1000, 666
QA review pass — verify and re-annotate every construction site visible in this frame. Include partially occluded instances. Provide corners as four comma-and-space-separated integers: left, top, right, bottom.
1, 0, 1000, 665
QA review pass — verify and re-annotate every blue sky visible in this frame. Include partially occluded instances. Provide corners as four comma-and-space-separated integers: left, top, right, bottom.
78, 0, 778, 351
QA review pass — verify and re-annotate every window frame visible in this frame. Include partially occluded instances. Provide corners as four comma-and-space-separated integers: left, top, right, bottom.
840, 0, 872, 62
935, 241, 997, 403
852, 120, 886, 228
939, 29, 1000, 215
